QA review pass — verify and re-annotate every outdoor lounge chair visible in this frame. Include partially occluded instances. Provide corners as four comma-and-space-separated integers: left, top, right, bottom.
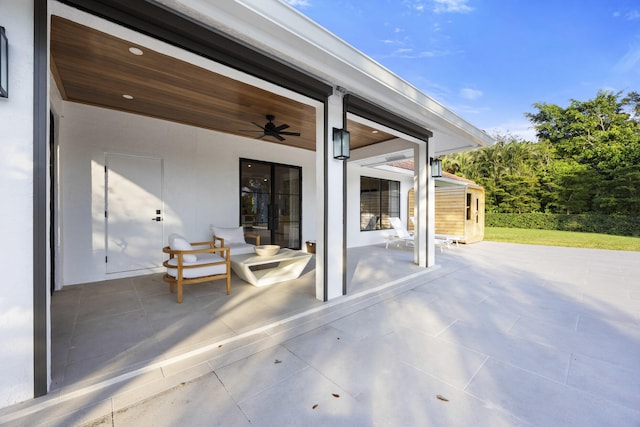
434, 236, 453, 252
386, 217, 415, 248
387, 218, 450, 252
163, 234, 231, 303
211, 225, 261, 256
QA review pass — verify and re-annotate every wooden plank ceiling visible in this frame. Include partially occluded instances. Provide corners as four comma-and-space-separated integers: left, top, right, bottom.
50, 16, 395, 151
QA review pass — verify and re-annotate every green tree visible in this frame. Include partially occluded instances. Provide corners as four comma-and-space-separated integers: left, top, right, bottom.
444, 135, 551, 214
526, 90, 640, 215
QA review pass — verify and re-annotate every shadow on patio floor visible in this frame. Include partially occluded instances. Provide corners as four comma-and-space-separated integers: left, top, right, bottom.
51, 244, 424, 393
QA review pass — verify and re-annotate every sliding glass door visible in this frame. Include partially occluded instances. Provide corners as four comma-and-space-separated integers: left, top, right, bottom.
240, 159, 302, 249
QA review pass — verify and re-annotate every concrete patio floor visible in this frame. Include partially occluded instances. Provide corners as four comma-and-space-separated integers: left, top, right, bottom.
1, 241, 639, 426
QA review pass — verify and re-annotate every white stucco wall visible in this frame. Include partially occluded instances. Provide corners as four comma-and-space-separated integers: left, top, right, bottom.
58, 102, 317, 286
346, 163, 414, 248
0, 1, 36, 408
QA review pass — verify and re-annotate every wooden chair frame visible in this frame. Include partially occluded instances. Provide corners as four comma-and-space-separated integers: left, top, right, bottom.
162, 241, 230, 303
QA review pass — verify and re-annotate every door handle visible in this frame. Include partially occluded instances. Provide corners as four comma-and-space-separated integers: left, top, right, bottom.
152, 217, 162, 221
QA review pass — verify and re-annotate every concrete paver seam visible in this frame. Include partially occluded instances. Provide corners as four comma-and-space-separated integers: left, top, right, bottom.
463, 355, 490, 390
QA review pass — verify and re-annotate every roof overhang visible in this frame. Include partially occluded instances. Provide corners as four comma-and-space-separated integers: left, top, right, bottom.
54, 0, 494, 155
156, 0, 495, 154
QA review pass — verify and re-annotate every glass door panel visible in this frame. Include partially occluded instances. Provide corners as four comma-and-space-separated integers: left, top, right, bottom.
240, 159, 302, 249
273, 164, 301, 248
240, 160, 272, 244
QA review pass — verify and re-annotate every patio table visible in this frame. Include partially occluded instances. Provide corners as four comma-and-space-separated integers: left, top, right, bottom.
230, 248, 312, 287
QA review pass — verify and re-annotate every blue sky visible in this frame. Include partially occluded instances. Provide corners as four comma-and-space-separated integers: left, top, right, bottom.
284, 0, 640, 141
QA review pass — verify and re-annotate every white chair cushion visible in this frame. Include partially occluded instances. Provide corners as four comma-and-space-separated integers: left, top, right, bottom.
169, 235, 197, 263
168, 233, 183, 246
227, 242, 256, 255
166, 253, 227, 278
212, 226, 246, 244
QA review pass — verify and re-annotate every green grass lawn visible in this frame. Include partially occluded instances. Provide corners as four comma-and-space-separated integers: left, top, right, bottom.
484, 227, 640, 252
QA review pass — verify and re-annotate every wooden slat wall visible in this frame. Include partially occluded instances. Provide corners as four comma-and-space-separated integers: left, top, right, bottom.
407, 185, 485, 243
435, 187, 466, 236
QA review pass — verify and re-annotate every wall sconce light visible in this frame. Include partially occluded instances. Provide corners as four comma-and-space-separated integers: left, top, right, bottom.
0, 26, 7, 98
333, 127, 350, 160
430, 157, 442, 178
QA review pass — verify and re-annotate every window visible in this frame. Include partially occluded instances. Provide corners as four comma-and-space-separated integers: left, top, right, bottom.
360, 176, 400, 231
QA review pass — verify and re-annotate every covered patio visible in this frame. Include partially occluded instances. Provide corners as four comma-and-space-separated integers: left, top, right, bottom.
50, 244, 427, 394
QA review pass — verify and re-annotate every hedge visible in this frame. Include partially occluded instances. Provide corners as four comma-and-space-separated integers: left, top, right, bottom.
485, 213, 640, 237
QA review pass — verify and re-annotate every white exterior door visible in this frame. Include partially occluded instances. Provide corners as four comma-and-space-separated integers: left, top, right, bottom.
105, 153, 163, 274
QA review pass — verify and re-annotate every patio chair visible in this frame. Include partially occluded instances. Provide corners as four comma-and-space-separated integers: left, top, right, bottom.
386, 217, 415, 248
361, 213, 378, 231
211, 225, 261, 256
163, 234, 231, 303
434, 237, 453, 252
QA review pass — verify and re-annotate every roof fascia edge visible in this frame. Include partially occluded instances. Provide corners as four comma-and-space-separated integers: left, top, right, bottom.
55, 0, 333, 101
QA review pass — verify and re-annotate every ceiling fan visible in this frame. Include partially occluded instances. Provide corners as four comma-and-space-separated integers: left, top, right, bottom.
243, 115, 301, 141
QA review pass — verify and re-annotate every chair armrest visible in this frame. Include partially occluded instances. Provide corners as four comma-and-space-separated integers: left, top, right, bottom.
244, 232, 260, 246
163, 243, 230, 260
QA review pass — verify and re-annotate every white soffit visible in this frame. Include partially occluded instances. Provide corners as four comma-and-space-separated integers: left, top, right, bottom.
154, 0, 495, 153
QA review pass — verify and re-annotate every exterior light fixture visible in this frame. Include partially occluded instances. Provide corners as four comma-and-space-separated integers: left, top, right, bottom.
332, 127, 350, 160
430, 157, 442, 178
0, 26, 8, 98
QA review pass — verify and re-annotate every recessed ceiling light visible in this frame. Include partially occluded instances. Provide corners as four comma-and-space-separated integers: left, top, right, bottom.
372, 130, 379, 134
128, 47, 143, 56
122, 94, 134, 100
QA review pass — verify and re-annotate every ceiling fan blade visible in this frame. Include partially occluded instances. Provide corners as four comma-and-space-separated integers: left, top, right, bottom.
242, 117, 299, 141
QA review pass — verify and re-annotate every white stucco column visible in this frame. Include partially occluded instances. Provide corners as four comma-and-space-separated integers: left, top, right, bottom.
315, 88, 346, 301
413, 141, 435, 267
0, 0, 39, 409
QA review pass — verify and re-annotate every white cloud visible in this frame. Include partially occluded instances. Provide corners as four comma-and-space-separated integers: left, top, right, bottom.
614, 37, 640, 73
460, 87, 483, 100
402, 1, 427, 13
613, 9, 640, 20
433, 0, 473, 14
394, 48, 414, 55
384, 48, 452, 59
282, 0, 311, 7
626, 10, 640, 20
485, 120, 537, 142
